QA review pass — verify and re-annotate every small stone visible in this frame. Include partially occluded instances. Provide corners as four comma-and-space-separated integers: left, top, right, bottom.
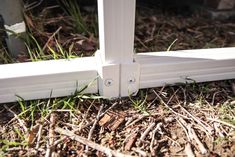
69, 149, 77, 155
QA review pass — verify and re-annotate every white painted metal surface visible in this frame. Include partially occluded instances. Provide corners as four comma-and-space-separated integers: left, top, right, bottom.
120, 63, 140, 96
0, 57, 98, 103
136, 48, 235, 89
98, 0, 135, 64
97, 0, 136, 97
95, 51, 120, 97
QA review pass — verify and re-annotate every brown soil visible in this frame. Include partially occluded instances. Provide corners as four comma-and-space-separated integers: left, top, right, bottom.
1, 81, 235, 156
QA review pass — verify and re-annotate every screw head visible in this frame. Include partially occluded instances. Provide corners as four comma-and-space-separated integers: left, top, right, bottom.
105, 79, 113, 87
128, 77, 136, 84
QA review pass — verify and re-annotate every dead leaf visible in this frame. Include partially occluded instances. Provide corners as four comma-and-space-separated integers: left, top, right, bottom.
124, 133, 138, 151
110, 116, 125, 131
99, 112, 113, 127
28, 124, 40, 147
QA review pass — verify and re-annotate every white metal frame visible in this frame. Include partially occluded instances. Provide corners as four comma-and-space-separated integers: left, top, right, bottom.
1, 0, 235, 103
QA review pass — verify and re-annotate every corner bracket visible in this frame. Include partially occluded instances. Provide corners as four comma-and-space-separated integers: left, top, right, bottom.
120, 62, 140, 97
95, 50, 120, 98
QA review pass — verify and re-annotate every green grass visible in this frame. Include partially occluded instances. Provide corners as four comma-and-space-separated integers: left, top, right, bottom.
129, 91, 149, 115
0, 91, 103, 153
26, 34, 77, 62
0, 140, 27, 152
0, 41, 13, 64
57, 0, 88, 34
218, 101, 235, 125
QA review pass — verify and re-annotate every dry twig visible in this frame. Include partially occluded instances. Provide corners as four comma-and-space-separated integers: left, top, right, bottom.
3, 105, 28, 133
86, 104, 104, 152
79, 102, 119, 131
177, 118, 191, 141
45, 112, 57, 157
207, 117, 235, 129
55, 127, 133, 157
42, 26, 62, 51
187, 125, 208, 154
139, 122, 156, 143
185, 143, 195, 157
153, 90, 190, 120
150, 123, 162, 156
179, 105, 214, 136
36, 124, 43, 150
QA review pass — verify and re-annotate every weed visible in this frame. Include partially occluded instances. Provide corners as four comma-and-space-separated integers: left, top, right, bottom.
15, 79, 100, 124
0, 28, 19, 64
26, 34, 77, 61
57, 0, 88, 34
213, 136, 230, 145
91, 14, 99, 37
0, 140, 27, 152
129, 90, 149, 115
26, 34, 44, 61
219, 102, 235, 125
167, 38, 178, 51
0, 42, 12, 64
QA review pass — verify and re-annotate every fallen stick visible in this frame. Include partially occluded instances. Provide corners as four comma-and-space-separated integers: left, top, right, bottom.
4, 105, 28, 133
185, 143, 195, 157
150, 123, 162, 156
35, 124, 43, 150
153, 90, 190, 120
207, 118, 235, 129
139, 122, 156, 142
79, 102, 119, 131
124, 132, 138, 151
55, 127, 134, 157
45, 113, 57, 157
42, 26, 62, 51
179, 105, 214, 135
125, 115, 148, 127
177, 118, 191, 141
187, 125, 208, 155
86, 104, 104, 152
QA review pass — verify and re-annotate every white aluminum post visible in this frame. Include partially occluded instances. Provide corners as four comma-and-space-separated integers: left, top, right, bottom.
97, 0, 140, 97
98, 0, 135, 64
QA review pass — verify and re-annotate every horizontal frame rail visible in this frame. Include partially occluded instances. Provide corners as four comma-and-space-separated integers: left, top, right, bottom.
135, 47, 235, 89
0, 47, 235, 103
0, 57, 98, 103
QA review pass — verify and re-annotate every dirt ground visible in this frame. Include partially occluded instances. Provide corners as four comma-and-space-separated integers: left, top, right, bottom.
1, 81, 235, 156
0, 1, 235, 157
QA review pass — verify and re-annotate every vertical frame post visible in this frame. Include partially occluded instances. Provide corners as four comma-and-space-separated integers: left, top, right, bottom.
98, 0, 136, 64
96, 0, 139, 97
